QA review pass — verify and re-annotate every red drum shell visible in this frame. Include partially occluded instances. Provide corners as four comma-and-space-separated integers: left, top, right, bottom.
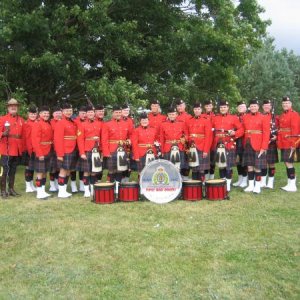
119, 182, 139, 202
182, 180, 203, 201
205, 179, 227, 201
93, 183, 115, 204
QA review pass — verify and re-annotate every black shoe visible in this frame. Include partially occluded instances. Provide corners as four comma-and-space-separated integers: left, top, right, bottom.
1, 191, 9, 199
8, 189, 21, 197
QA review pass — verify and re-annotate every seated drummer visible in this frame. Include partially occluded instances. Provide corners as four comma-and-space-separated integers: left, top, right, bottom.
186, 102, 212, 181
131, 113, 159, 174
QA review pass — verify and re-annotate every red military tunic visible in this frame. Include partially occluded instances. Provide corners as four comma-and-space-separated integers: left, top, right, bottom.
31, 119, 53, 157
202, 112, 215, 122
131, 126, 158, 160
101, 119, 133, 157
211, 114, 244, 150
186, 116, 212, 153
54, 116, 78, 157
277, 108, 299, 149
177, 111, 192, 123
23, 119, 36, 155
122, 116, 135, 131
148, 112, 166, 130
159, 119, 187, 154
77, 119, 102, 156
243, 112, 270, 151
0, 114, 25, 156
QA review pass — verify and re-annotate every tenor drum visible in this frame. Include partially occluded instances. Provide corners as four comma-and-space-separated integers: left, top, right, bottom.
182, 180, 203, 201
119, 182, 139, 202
205, 179, 227, 200
93, 182, 115, 204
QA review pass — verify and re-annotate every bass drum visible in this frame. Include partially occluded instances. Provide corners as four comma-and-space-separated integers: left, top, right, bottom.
140, 159, 182, 204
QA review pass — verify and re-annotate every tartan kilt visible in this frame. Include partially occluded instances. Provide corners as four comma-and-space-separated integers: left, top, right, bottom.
164, 150, 188, 169
210, 150, 215, 166
242, 141, 267, 169
281, 149, 296, 163
235, 138, 244, 156
57, 150, 78, 171
49, 150, 58, 173
267, 141, 279, 164
27, 153, 35, 170
106, 150, 128, 174
34, 154, 51, 173
214, 149, 236, 170
191, 149, 210, 173
78, 151, 93, 173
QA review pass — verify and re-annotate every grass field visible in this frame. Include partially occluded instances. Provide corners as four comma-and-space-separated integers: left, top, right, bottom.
0, 164, 299, 299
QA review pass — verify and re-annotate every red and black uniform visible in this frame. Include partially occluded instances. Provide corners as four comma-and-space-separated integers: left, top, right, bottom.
0, 113, 25, 195
77, 119, 102, 173
148, 112, 166, 140
212, 114, 244, 172
132, 125, 158, 172
23, 119, 37, 172
186, 115, 212, 179
177, 111, 193, 124
54, 116, 78, 170
278, 108, 299, 162
159, 119, 188, 170
32, 118, 54, 174
242, 112, 270, 169
102, 118, 133, 181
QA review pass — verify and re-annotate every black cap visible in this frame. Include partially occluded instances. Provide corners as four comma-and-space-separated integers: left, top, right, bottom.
61, 102, 72, 109
94, 104, 104, 110
204, 99, 213, 105
86, 105, 94, 111
167, 106, 177, 113
78, 106, 87, 112
28, 106, 38, 113
122, 104, 129, 109
150, 99, 160, 105
263, 99, 272, 105
282, 96, 291, 102
52, 106, 61, 113
193, 102, 202, 108
219, 100, 229, 106
39, 106, 50, 112
112, 105, 122, 111
249, 99, 259, 106
139, 112, 148, 120
176, 99, 185, 105
237, 101, 246, 106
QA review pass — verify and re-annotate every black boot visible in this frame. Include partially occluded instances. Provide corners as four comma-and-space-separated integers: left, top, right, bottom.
1, 175, 9, 199
8, 176, 21, 197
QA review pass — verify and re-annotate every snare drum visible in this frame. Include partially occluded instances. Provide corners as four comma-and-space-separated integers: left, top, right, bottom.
182, 180, 202, 201
205, 179, 227, 200
93, 182, 115, 204
119, 182, 139, 202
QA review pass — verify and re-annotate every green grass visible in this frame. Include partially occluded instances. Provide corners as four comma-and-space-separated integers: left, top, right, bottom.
0, 164, 299, 299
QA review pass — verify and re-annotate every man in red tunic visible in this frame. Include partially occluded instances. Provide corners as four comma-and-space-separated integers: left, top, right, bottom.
186, 103, 212, 181
277, 96, 299, 192
242, 99, 270, 194
211, 101, 244, 191
23, 106, 38, 193
32, 106, 54, 199
0, 99, 25, 198
54, 103, 78, 198
77, 105, 102, 197
147, 99, 166, 134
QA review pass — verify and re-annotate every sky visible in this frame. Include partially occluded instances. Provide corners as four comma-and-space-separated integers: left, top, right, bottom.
258, 0, 300, 54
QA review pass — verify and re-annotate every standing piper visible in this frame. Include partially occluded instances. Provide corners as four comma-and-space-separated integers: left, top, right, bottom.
0, 98, 25, 198
261, 99, 279, 189
102, 105, 133, 191
160, 106, 188, 178
202, 99, 215, 180
233, 101, 248, 188
242, 99, 270, 194
23, 106, 38, 193
31, 106, 53, 199
132, 112, 158, 174
49, 106, 62, 192
278, 96, 299, 192
77, 105, 102, 197
211, 100, 244, 191
186, 103, 212, 181
147, 99, 166, 135
54, 103, 78, 198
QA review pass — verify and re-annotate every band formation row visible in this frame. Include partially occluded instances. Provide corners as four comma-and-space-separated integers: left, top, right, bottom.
0, 96, 299, 200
